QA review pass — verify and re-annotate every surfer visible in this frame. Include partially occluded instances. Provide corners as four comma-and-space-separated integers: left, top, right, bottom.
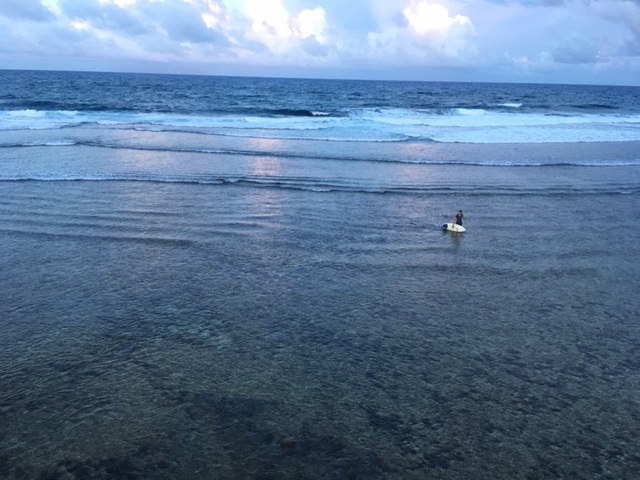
442, 210, 465, 232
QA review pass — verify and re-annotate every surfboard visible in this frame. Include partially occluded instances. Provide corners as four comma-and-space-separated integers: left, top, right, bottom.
442, 223, 466, 233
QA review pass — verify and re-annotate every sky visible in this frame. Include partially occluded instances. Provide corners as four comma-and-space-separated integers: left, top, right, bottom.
1, 0, 639, 85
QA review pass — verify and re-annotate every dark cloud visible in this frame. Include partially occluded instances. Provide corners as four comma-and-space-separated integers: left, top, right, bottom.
57, 0, 229, 45
58, 0, 149, 35
623, 38, 640, 55
550, 35, 600, 64
0, 0, 53, 21
138, 0, 228, 44
590, 0, 640, 58
300, 35, 330, 57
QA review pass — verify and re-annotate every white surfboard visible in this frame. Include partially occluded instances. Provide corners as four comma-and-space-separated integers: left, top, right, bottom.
442, 223, 466, 233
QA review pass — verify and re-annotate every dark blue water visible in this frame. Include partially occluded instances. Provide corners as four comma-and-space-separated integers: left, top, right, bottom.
3, 70, 640, 115
1, 70, 639, 479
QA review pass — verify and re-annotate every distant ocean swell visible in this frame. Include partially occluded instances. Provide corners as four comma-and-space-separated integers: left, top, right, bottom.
0, 93, 628, 114
0, 226, 198, 246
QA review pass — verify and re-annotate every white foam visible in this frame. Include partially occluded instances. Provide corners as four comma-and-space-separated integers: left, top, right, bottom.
25, 140, 77, 147
455, 108, 487, 116
1, 107, 639, 143
0, 110, 81, 130
499, 103, 523, 108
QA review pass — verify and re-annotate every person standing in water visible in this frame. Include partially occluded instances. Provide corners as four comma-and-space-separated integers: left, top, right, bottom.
454, 210, 464, 226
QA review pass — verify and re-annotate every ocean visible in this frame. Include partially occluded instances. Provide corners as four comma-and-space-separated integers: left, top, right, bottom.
1, 70, 639, 479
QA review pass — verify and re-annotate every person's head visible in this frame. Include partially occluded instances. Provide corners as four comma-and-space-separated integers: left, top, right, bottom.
458, 210, 462, 214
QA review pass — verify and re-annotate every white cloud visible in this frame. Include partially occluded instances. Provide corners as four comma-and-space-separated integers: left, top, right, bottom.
239, 0, 332, 62
403, 1, 471, 36
295, 7, 327, 40
244, 0, 291, 40
99, 0, 136, 7
367, 1, 476, 63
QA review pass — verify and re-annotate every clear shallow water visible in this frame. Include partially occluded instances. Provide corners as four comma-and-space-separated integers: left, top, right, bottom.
1, 71, 640, 479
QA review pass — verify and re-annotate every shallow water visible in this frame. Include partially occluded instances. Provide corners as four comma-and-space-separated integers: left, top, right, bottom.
1, 175, 639, 479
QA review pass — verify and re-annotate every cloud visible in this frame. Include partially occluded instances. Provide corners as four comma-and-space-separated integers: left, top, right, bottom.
460, 0, 639, 73
549, 33, 600, 64
228, 0, 338, 67
242, 0, 330, 54
58, 0, 148, 35
403, 1, 471, 36
0, 0, 637, 84
244, 0, 291, 40
299, 35, 330, 57
56, 0, 229, 43
366, 1, 476, 64
0, 0, 54, 21
296, 7, 327, 41
588, 0, 640, 56
139, 0, 228, 43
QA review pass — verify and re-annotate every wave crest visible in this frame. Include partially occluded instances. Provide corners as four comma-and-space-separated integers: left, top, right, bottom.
1, 106, 639, 143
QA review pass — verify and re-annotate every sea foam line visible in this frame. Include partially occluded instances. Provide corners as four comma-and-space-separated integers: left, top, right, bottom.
0, 175, 637, 197
2, 139, 639, 166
